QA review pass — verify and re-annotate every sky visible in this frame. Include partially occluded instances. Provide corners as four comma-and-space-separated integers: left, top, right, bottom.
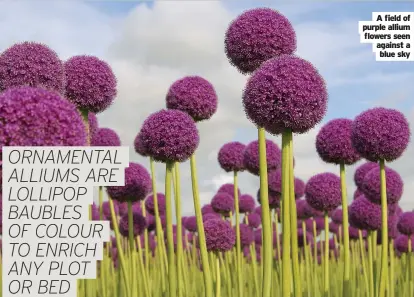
0, 0, 412, 215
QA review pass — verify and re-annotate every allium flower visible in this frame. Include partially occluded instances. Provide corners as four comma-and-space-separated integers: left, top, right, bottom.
204, 219, 236, 252
102, 201, 119, 219
106, 162, 151, 203
297, 229, 312, 247
211, 192, 234, 215
254, 206, 262, 216
201, 204, 214, 215
257, 189, 280, 209
0, 42, 64, 93
217, 183, 241, 198
247, 212, 261, 228
305, 173, 342, 212
166, 76, 218, 122
395, 235, 414, 253
295, 178, 306, 198
349, 196, 384, 231
354, 162, 378, 189
351, 107, 410, 162
354, 189, 364, 200
348, 226, 367, 240
218, 142, 246, 172
64, 55, 117, 113
88, 112, 99, 139
397, 211, 414, 236
331, 209, 343, 225
244, 139, 281, 175
239, 194, 255, 213
203, 213, 220, 222
183, 216, 197, 233
139, 109, 199, 163
224, 8, 296, 74
305, 217, 325, 232
0, 86, 87, 150
329, 222, 339, 233
243, 55, 327, 133
296, 199, 312, 220
361, 166, 403, 205
239, 223, 254, 247
268, 170, 282, 193
146, 215, 156, 232
316, 119, 361, 165
91, 128, 121, 146
117, 202, 129, 216
119, 212, 148, 237
134, 132, 148, 157
145, 193, 166, 216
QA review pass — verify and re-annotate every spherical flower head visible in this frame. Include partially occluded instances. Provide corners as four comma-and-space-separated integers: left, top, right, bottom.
247, 212, 261, 228
268, 170, 282, 193
211, 192, 234, 215
88, 112, 99, 139
0, 86, 87, 150
296, 199, 311, 220
64, 55, 117, 113
254, 206, 262, 216
329, 222, 339, 234
397, 211, 414, 236
395, 235, 414, 254
361, 166, 403, 205
217, 183, 241, 198
106, 162, 151, 203
354, 188, 364, 200
224, 8, 296, 74
145, 193, 166, 216
201, 204, 214, 215
348, 226, 367, 240
243, 55, 328, 133
239, 194, 255, 213
316, 118, 361, 165
203, 213, 220, 222
303, 200, 324, 218
166, 76, 218, 122
352, 107, 410, 162
295, 178, 305, 198
331, 209, 343, 225
204, 219, 236, 252
119, 212, 148, 237
305, 218, 322, 234
184, 216, 197, 232
102, 201, 119, 219
257, 189, 280, 209
239, 223, 254, 247
354, 162, 378, 189
117, 201, 129, 217
91, 128, 121, 146
134, 132, 148, 157
218, 142, 246, 172
297, 229, 312, 247
0, 42, 65, 93
244, 139, 281, 175
146, 215, 156, 232
305, 173, 342, 212
139, 109, 199, 163
349, 196, 383, 231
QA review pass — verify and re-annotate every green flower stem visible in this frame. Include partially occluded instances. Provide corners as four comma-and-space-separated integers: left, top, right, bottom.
288, 131, 301, 297
99, 186, 104, 220
140, 200, 150, 276
408, 236, 413, 296
233, 170, 243, 297
127, 201, 137, 297
323, 212, 330, 297
215, 253, 221, 297
257, 127, 272, 297
281, 128, 292, 297
174, 162, 184, 297
165, 161, 177, 297
190, 154, 213, 297
303, 220, 311, 297
389, 240, 395, 297
359, 230, 370, 297
339, 162, 351, 297
312, 220, 318, 296
378, 159, 389, 297
368, 231, 375, 297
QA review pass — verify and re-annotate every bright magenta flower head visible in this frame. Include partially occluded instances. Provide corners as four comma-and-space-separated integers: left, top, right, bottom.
91, 128, 121, 146
145, 193, 166, 216
218, 141, 246, 172
211, 192, 234, 215
217, 183, 241, 198
119, 212, 148, 237
239, 194, 255, 213
397, 211, 414, 236
134, 132, 148, 157
354, 162, 378, 189
244, 139, 281, 175
305, 173, 342, 212
224, 8, 296, 74
204, 219, 236, 252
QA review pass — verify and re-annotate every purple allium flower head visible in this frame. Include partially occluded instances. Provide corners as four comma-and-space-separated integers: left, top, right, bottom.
257, 189, 281, 209
329, 222, 339, 234
224, 8, 296, 74
146, 215, 156, 232
395, 235, 414, 254
88, 112, 99, 139
247, 212, 261, 228
166, 76, 218, 122
203, 213, 220, 222
243, 139, 281, 175
91, 128, 121, 146
395, 206, 403, 216
354, 162, 378, 189
397, 211, 414, 236
239, 194, 255, 213
101, 201, 119, 220
361, 166, 403, 205
218, 142, 246, 172
254, 206, 262, 216
0, 86, 87, 151
303, 200, 324, 218
134, 132, 148, 157
0, 42, 65, 93
348, 226, 367, 239
295, 178, 306, 198
316, 119, 361, 165
268, 170, 282, 193
349, 196, 384, 231
64, 55, 117, 113
217, 183, 241, 198
204, 219, 236, 252
201, 204, 214, 215
239, 223, 255, 247
106, 162, 151, 203
183, 216, 197, 233
297, 229, 312, 247
117, 202, 129, 217
305, 173, 342, 212
139, 109, 199, 163
352, 107, 410, 162
119, 212, 148, 237
354, 189, 364, 200
211, 192, 234, 215
331, 209, 343, 225
243, 55, 328, 133
145, 193, 166, 216
296, 199, 312, 220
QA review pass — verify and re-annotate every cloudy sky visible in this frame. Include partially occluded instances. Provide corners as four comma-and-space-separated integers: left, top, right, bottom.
2, 1, 412, 215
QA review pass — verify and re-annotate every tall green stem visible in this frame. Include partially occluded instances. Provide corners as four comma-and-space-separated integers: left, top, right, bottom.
190, 154, 213, 297
378, 159, 388, 297
324, 212, 329, 297
257, 127, 272, 297
127, 201, 136, 297
340, 162, 351, 297
99, 186, 104, 220
233, 171, 243, 297
174, 162, 184, 297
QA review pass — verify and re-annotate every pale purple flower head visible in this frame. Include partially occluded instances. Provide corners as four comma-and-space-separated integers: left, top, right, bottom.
218, 142, 246, 172
395, 235, 414, 254
244, 139, 281, 175
397, 211, 414, 236
134, 132, 148, 157
119, 212, 148, 237
211, 192, 234, 215
361, 166, 403, 205
64, 55, 117, 113
201, 204, 214, 215
217, 183, 241, 198
349, 196, 383, 231
316, 118, 361, 165
243, 55, 327, 133
183, 216, 197, 233
145, 193, 166, 216
351, 107, 410, 162
239, 223, 254, 247
305, 173, 342, 212
102, 201, 119, 219
166, 76, 217, 122
224, 8, 296, 74
139, 109, 199, 163
247, 212, 261, 228
295, 178, 306, 198
239, 194, 255, 213
354, 162, 378, 189
204, 219, 236, 252
331, 209, 343, 225
0, 42, 64, 93
0, 86, 87, 152
91, 128, 121, 146
106, 162, 151, 203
